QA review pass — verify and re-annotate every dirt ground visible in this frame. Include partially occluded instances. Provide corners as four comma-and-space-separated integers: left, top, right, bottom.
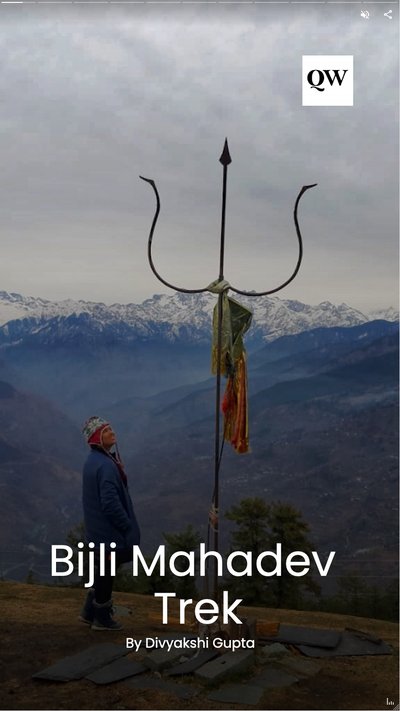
0, 581, 398, 711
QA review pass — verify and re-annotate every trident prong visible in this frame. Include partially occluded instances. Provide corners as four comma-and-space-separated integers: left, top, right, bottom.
140, 150, 316, 296
140, 141, 317, 601
230, 182, 317, 296
139, 176, 208, 294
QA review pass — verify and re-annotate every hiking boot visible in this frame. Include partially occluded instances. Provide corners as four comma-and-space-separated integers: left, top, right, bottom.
91, 599, 123, 631
80, 591, 116, 625
79, 588, 95, 625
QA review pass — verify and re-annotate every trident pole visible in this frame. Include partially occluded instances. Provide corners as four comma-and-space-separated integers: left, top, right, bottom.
140, 140, 316, 603
212, 139, 232, 601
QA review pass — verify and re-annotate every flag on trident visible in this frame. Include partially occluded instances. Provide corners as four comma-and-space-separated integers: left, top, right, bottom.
140, 139, 316, 600
208, 280, 252, 454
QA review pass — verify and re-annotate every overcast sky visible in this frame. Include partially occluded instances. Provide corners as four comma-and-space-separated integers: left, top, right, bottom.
0, 5, 398, 313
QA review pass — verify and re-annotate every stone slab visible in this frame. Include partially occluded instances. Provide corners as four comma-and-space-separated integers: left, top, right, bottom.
259, 643, 290, 660
86, 659, 147, 684
280, 656, 321, 678
165, 649, 219, 676
252, 667, 299, 688
143, 647, 191, 671
195, 649, 255, 683
208, 683, 264, 705
124, 676, 199, 698
260, 624, 341, 649
345, 627, 382, 644
298, 629, 392, 657
32, 644, 127, 682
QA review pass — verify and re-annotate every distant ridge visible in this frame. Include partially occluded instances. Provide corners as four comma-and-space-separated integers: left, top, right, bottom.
0, 290, 397, 345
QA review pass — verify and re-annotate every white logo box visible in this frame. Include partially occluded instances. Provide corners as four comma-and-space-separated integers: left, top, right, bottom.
302, 55, 354, 106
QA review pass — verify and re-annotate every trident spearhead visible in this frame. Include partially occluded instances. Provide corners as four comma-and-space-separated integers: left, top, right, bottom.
219, 139, 232, 166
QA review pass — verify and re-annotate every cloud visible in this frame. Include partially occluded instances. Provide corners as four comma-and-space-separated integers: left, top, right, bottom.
0, 7, 397, 310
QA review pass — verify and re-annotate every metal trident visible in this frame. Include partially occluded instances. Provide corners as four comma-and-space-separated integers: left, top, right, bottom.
141, 139, 317, 601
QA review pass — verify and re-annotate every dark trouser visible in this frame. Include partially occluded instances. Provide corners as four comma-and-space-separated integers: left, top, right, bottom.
93, 548, 132, 604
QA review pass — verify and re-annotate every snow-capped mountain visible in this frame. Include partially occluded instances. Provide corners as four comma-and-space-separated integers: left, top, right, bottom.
368, 306, 399, 323
0, 290, 397, 346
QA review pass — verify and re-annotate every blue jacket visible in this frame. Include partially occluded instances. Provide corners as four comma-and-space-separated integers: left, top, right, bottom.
82, 448, 141, 550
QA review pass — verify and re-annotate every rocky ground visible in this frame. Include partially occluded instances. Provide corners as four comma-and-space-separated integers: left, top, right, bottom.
0, 581, 398, 711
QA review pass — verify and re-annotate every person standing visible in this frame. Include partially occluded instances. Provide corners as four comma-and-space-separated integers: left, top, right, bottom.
80, 416, 140, 630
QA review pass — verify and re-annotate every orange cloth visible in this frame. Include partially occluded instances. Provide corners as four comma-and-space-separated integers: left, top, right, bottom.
222, 352, 249, 454
211, 293, 252, 454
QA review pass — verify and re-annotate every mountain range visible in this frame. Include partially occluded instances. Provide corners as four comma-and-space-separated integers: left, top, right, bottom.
120, 325, 398, 594
0, 289, 397, 592
0, 290, 397, 346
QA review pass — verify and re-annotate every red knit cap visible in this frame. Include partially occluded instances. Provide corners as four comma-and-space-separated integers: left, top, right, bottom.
87, 424, 109, 446
82, 416, 110, 445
